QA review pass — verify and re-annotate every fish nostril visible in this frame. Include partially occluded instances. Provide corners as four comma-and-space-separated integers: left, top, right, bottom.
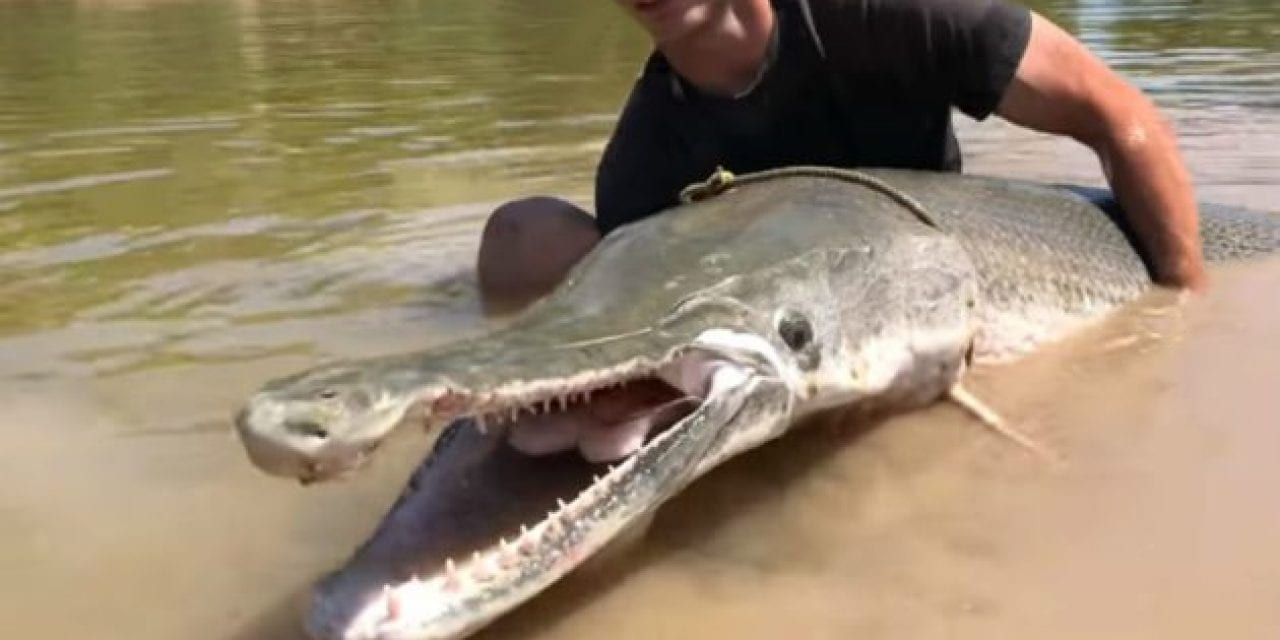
233, 408, 250, 432
286, 420, 330, 439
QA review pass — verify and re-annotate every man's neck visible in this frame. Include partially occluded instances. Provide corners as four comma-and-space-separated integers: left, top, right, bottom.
658, 0, 775, 97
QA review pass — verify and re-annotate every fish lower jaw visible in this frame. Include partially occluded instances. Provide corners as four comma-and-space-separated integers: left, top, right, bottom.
310, 352, 759, 639
310, 401, 694, 640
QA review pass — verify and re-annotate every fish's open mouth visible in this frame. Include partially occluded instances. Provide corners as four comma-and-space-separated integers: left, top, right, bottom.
309, 353, 746, 640
479, 375, 697, 463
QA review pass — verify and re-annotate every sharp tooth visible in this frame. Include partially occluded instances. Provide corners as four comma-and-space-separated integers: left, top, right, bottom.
556, 498, 568, 510
471, 552, 491, 581
475, 415, 488, 434
592, 474, 602, 483
383, 586, 400, 621
542, 398, 552, 413
519, 524, 530, 537
497, 539, 518, 567
443, 559, 460, 591
583, 389, 592, 402
557, 395, 568, 411
510, 407, 519, 422
499, 552, 518, 570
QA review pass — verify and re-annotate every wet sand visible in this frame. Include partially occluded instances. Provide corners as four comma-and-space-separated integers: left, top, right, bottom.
2, 258, 1278, 640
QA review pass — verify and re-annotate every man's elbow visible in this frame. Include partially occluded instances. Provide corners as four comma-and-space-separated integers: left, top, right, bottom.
1075, 83, 1177, 165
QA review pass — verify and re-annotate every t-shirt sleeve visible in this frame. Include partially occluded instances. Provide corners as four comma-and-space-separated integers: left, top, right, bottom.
594, 80, 688, 235
816, 0, 1032, 120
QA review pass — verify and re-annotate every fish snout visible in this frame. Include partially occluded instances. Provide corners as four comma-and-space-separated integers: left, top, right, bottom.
235, 396, 328, 482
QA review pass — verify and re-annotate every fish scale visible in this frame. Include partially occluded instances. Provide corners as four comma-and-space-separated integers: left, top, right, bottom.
862, 169, 1280, 361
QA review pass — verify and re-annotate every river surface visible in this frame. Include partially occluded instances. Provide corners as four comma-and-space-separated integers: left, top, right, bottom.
0, 1, 1277, 638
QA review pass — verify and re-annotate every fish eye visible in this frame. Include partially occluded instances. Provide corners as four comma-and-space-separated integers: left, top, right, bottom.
317, 388, 338, 400
777, 311, 813, 351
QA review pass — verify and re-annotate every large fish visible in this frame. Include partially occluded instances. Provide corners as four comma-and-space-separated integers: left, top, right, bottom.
234, 168, 1280, 639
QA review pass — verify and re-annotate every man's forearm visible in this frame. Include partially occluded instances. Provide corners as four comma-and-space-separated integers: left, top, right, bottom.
996, 13, 1209, 291
1093, 101, 1208, 290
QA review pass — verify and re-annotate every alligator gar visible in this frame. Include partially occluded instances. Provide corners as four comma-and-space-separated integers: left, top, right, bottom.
234, 167, 1280, 640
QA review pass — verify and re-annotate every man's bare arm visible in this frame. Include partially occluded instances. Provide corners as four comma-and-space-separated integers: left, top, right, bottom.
996, 13, 1207, 291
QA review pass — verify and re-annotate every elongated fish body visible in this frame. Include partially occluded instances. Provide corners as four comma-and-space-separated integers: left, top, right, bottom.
235, 168, 1280, 640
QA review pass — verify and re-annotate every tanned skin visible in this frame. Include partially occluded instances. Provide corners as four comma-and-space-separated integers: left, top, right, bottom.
997, 14, 1207, 290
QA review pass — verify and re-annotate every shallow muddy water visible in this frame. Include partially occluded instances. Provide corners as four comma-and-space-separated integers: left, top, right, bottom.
0, 0, 1277, 638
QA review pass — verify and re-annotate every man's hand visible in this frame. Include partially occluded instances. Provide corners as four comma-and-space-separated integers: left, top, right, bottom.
996, 12, 1208, 292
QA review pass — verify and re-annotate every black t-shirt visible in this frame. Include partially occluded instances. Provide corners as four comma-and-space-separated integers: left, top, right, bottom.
594, 0, 1033, 235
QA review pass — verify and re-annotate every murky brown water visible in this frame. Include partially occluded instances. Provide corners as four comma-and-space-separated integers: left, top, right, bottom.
1, 0, 1277, 638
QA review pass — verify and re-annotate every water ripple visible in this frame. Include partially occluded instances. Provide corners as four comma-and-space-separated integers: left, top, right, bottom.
28, 146, 136, 159
48, 120, 238, 139
0, 168, 173, 200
